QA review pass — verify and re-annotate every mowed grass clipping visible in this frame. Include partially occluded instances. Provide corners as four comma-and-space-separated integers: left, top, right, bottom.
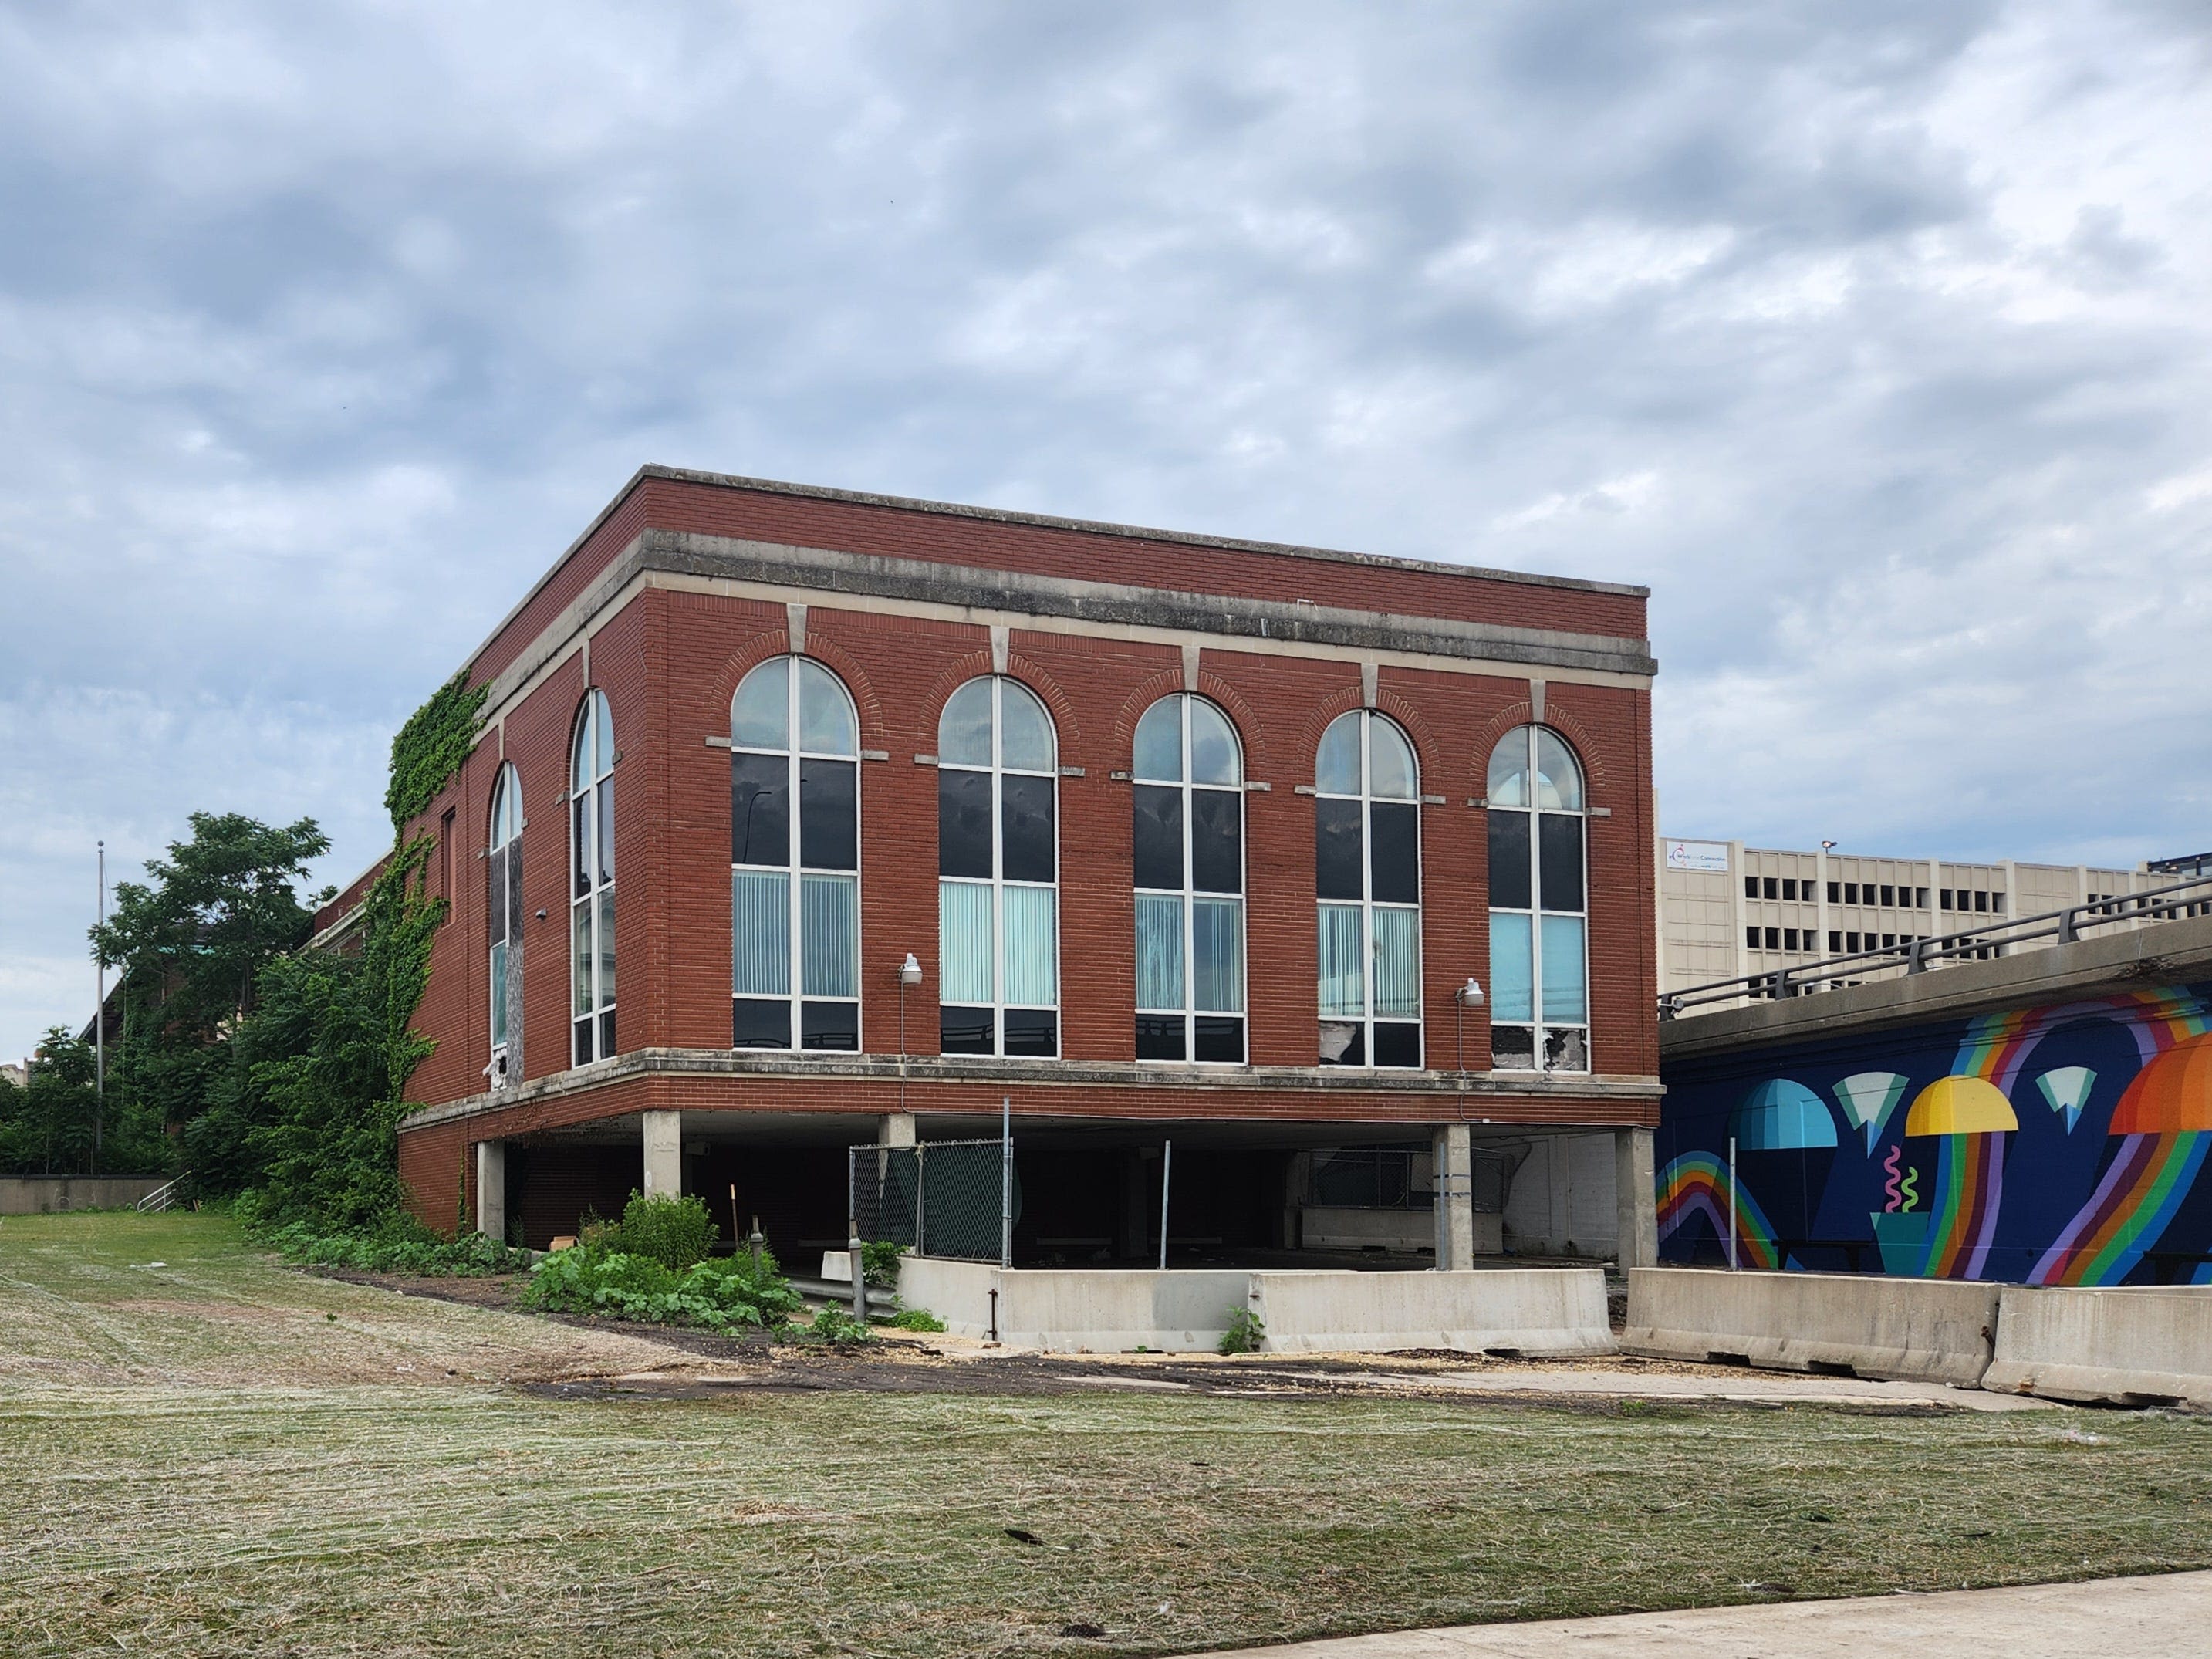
1, 1215, 2209, 1659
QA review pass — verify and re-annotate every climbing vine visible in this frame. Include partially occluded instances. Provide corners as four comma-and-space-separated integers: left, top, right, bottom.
385, 671, 487, 831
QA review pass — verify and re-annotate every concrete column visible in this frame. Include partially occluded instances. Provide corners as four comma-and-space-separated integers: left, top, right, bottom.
1431, 1123, 1474, 1270
474, 1139, 506, 1240
878, 1113, 917, 1148
1614, 1127, 1657, 1271
641, 1110, 683, 1198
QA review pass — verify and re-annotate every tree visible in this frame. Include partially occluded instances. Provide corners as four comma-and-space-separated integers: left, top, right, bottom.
0, 1028, 99, 1174
89, 813, 331, 1176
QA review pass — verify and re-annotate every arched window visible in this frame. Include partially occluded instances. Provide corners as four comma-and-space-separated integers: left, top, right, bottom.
937, 677, 1059, 1056
730, 657, 861, 1051
569, 690, 616, 1066
1485, 725, 1587, 1072
486, 762, 523, 1085
1315, 710, 1422, 1068
1133, 694, 1246, 1063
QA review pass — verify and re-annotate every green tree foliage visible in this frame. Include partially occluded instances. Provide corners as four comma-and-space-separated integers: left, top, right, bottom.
0, 1029, 100, 1174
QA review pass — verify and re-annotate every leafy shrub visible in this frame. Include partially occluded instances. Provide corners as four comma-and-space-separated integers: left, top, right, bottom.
883, 1307, 946, 1333
253, 1215, 534, 1277
799, 1306, 873, 1345
583, 1191, 719, 1270
1217, 1307, 1265, 1356
859, 1238, 908, 1289
521, 1242, 802, 1331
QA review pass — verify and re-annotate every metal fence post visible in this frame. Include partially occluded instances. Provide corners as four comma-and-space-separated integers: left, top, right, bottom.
1158, 1140, 1173, 1271
999, 1096, 1012, 1270
846, 1147, 867, 1320
1726, 1134, 1738, 1271
914, 1141, 927, 1259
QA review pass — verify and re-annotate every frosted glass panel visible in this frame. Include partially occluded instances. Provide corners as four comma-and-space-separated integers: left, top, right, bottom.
798, 659, 856, 755
596, 887, 616, 1009
731, 869, 791, 995
1318, 901, 1364, 1017
1540, 914, 1587, 1023
1486, 727, 1529, 808
1000, 681, 1055, 772
1001, 884, 1058, 1006
1316, 713, 1359, 795
938, 880, 994, 1005
1371, 905, 1420, 1019
1489, 912, 1533, 1022
938, 678, 992, 766
1189, 699, 1241, 786
572, 901, 593, 1016
732, 660, 789, 750
802, 873, 857, 997
1369, 718, 1417, 799
1133, 698, 1182, 782
1535, 729, 1582, 812
1135, 892, 1184, 1010
1192, 897, 1244, 1013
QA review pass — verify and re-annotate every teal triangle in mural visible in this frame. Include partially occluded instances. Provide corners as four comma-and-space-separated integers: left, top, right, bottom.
1834, 1071, 1910, 1151
2035, 1066, 2095, 1134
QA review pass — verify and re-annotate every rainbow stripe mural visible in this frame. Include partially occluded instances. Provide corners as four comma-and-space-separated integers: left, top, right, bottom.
1656, 1150, 1779, 1270
1658, 980, 2212, 1286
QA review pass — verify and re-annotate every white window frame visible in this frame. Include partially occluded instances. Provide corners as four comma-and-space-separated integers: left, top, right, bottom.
1133, 692, 1248, 1066
730, 655, 863, 1053
1315, 709, 1423, 1069
936, 676, 1062, 1059
1485, 723, 1589, 1075
487, 761, 522, 1086
569, 689, 616, 1067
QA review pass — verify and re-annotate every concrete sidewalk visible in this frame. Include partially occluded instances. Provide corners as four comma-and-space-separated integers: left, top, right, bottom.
1196, 1571, 2212, 1657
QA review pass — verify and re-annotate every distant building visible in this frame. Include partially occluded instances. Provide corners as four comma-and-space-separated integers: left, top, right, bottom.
1656, 834, 2171, 998
0, 1062, 26, 1091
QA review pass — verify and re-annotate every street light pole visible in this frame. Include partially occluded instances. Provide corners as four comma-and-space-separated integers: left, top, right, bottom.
95, 840, 105, 1167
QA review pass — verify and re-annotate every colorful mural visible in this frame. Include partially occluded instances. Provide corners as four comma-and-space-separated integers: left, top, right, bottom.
1657, 982, 2212, 1286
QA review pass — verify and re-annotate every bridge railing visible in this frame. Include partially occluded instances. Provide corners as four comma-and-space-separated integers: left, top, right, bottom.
1659, 871, 2212, 1021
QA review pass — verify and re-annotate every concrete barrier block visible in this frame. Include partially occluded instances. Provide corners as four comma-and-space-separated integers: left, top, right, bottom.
1984, 1286, 2212, 1408
893, 1259, 1246, 1352
1623, 1266, 2000, 1385
1251, 1268, 1613, 1356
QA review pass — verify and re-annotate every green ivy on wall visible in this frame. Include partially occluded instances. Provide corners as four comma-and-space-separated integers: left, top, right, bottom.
385, 671, 487, 832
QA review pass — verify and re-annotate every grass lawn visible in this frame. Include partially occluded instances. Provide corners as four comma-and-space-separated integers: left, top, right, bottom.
2, 1212, 2209, 1658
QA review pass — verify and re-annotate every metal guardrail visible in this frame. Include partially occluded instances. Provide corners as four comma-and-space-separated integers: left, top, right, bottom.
134, 1172, 191, 1213
1660, 872, 2212, 1019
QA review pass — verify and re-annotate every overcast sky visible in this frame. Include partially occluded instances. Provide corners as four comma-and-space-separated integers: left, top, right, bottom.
4, 2, 2210, 1058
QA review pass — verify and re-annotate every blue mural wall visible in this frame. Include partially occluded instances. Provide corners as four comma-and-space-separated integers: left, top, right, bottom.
1656, 984, 2212, 1286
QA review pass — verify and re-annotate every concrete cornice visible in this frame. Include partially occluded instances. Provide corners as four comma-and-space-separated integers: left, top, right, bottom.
1660, 913, 2212, 1062
404, 1048, 1663, 1130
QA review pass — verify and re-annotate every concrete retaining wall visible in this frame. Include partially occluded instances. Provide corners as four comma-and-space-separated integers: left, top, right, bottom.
1623, 1266, 2001, 1384
1251, 1268, 1612, 1356
1984, 1286, 2212, 1408
0, 1178, 165, 1215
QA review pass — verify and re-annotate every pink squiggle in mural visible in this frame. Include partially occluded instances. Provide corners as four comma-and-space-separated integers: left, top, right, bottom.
1883, 1144, 1906, 1213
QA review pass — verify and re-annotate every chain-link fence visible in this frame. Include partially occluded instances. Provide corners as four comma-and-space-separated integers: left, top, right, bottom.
849, 1136, 1022, 1264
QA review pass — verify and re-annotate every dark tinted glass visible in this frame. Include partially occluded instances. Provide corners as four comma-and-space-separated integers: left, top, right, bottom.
1194, 1015, 1244, 1063
1003, 1008, 1058, 1057
940, 1005, 994, 1054
506, 843, 525, 941
1369, 802, 1419, 903
732, 754, 789, 867
799, 759, 857, 870
1135, 1014, 1186, 1060
1315, 798, 1363, 900
733, 998, 789, 1049
1133, 785, 1184, 890
573, 1017, 593, 1066
487, 845, 506, 946
1319, 1019, 1365, 1066
1488, 811, 1532, 909
800, 999, 859, 1051
1373, 1022, 1422, 1069
1538, 814, 1584, 911
1190, 789, 1242, 894
598, 1008, 616, 1059
573, 795, 590, 899
938, 769, 992, 878
1000, 774, 1056, 884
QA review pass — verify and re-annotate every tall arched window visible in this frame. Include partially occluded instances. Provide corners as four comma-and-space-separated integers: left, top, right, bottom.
1315, 710, 1422, 1068
937, 677, 1059, 1056
1486, 725, 1587, 1072
1133, 694, 1246, 1063
569, 689, 616, 1066
731, 657, 860, 1051
486, 762, 523, 1086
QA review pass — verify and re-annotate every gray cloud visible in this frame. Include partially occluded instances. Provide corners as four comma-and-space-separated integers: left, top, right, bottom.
4, 1, 2210, 1054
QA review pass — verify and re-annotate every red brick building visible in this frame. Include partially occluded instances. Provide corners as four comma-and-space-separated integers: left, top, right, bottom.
334, 468, 1661, 1268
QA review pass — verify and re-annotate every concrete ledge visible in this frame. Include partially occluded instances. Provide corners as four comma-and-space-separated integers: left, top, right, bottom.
1984, 1286, 2212, 1408
0, 1177, 166, 1215
1251, 1268, 1613, 1357
1623, 1266, 2000, 1385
